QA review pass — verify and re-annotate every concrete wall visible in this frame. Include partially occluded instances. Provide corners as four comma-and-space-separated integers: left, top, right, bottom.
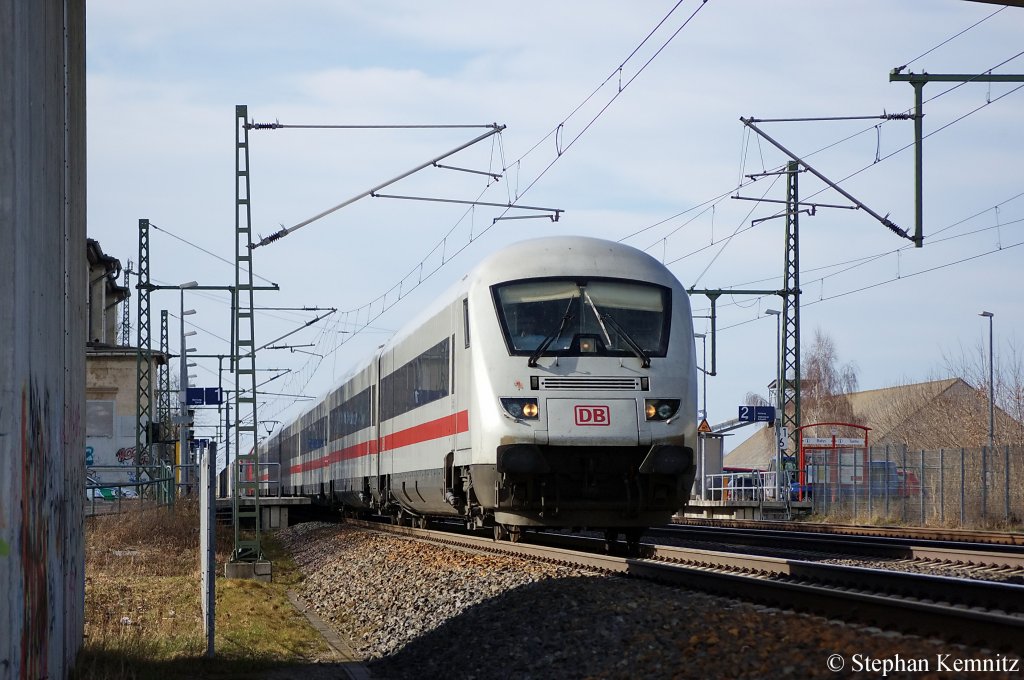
0, 1, 87, 677
86, 354, 146, 482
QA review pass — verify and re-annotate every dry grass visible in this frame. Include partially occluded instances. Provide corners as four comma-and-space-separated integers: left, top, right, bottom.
74, 500, 337, 679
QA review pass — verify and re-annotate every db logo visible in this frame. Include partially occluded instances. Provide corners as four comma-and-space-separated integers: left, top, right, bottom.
574, 405, 610, 426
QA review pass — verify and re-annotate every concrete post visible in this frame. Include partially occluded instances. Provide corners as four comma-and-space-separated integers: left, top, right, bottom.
0, 1, 87, 676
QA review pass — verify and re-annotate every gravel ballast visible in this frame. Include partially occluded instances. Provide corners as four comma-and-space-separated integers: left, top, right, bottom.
276, 522, 1020, 679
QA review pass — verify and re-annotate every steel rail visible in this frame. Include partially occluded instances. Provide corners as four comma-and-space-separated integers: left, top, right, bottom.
673, 516, 1024, 546
651, 524, 1024, 569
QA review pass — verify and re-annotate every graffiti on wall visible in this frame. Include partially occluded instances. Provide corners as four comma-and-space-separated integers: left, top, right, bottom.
116, 446, 135, 464
21, 381, 51, 680
115, 446, 150, 465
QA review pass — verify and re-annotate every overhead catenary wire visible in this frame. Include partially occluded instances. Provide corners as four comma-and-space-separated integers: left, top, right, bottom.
893, 5, 1006, 74
251, 125, 506, 249
271, 40, 1014, 422
712, 236, 1023, 334
278, 65, 1021, 422
263, 0, 714, 397
688, 198, 1024, 318
637, 45, 1024, 268
252, 3, 1015, 422
688, 183, 1024, 298
247, 123, 498, 130
345, 1, 708, 297
304, 0, 713, 336
149, 222, 278, 287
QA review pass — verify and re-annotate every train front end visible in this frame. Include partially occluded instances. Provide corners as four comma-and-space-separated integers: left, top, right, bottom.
466, 237, 698, 536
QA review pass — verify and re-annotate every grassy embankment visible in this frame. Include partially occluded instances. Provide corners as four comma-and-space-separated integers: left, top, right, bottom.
74, 500, 338, 679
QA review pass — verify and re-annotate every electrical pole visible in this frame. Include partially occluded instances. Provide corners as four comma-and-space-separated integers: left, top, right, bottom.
135, 219, 154, 493
232, 104, 265, 570
781, 161, 801, 441
121, 260, 132, 346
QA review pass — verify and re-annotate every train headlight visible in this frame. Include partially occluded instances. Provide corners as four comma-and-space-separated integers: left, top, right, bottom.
501, 397, 540, 420
645, 399, 680, 421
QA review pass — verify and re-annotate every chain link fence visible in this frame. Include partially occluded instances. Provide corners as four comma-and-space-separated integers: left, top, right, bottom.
801, 445, 1022, 528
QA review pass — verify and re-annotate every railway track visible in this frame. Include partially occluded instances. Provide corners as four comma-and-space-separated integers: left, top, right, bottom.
673, 516, 1024, 546
649, 524, 1024, 573
344, 518, 1024, 650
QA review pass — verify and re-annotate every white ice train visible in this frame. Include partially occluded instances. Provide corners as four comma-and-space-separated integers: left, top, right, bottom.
260, 236, 698, 545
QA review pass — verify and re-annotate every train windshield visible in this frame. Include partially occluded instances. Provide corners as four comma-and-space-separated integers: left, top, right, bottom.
492, 278, 671, 360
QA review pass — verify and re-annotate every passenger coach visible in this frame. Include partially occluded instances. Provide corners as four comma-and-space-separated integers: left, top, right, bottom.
261, 236, 698, 545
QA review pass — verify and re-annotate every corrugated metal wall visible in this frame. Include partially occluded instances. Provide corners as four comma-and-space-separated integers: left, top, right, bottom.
0, 1, 87, 678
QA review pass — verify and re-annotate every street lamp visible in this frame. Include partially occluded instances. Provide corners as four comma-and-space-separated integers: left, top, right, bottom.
693, 332, 708, 501
693, 333, 707, 420
979, 311, 994, 448
764, 310, 782, 412
179, 281, 198, 490
765, 309, 782, 497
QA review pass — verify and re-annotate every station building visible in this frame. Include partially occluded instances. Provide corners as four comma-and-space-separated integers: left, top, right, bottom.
85, 238, 168, 484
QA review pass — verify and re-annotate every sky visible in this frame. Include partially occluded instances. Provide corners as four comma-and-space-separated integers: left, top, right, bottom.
85, 1, 1024, 457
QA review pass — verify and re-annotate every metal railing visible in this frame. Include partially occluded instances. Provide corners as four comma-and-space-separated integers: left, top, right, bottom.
704, 471, 783, 502
85, 464, 175, 516
234, 461, 282, 497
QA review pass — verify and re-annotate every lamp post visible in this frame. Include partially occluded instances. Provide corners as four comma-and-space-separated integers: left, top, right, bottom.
694, 332, 707, 500
694, 333, 707, 421
765, 309, 783, 498
179, 281, 198, 491
979, 311, 994, 448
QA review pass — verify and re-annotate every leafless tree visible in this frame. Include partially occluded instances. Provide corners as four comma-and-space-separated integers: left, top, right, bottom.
743, 391, 771, 408
942, 337, 1024, 447
800, 328, 859, 430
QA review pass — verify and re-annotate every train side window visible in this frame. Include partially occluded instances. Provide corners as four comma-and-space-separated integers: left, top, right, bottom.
380, 337, 450, 420
302, 416, 327, 452
371, 385, 377, 426
463, 298, 470, 348
328, 387, 373, 441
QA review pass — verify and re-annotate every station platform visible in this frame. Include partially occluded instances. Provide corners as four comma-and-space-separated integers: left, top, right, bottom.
681, 498, 813, 520
215, 495, 311, 529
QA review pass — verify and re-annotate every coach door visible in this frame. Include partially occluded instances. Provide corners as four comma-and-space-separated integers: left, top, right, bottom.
374, 351, 392, 503
453, 298, 471, 454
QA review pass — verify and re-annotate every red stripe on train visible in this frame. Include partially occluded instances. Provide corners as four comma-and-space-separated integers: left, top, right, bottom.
287, 410, 469, 475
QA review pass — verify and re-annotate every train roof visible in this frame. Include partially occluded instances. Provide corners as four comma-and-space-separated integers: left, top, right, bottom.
385, 236, 682, 349
469, 236, 680, 289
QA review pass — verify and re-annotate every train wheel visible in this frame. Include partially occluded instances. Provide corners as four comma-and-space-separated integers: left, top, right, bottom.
624, 528, 644, 557
417, 516, 429, 530
494, 524, 509, 541
507, 525, 523, 543
603, 529, 619, 554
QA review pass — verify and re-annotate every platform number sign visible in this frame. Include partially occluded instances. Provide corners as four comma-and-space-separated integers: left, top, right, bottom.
186, 387, 223, 406
777, 426, 789, 451
738, 405, 776, 423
